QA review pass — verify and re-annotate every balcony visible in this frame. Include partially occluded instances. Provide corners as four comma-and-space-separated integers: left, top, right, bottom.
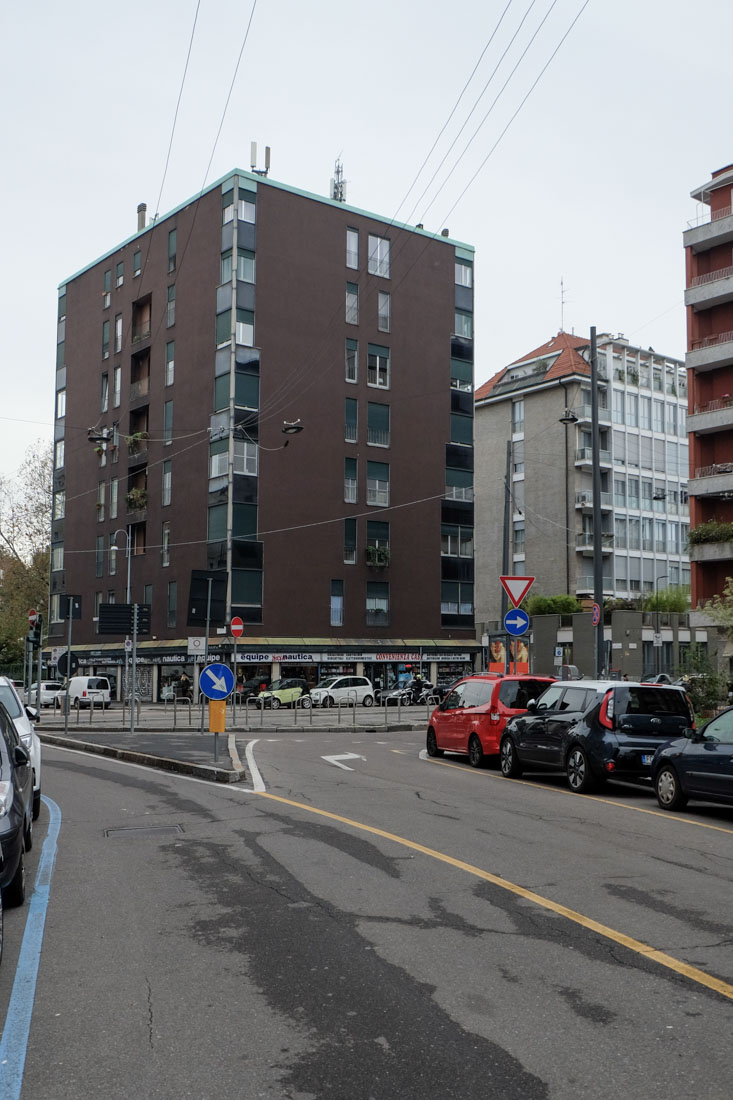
688, 462, 733, 498
686, 330, 733, 373
131, 323, 152, 346
689, 540, 733, 563
574, 404, 610, 424
130, 377, 150, 402
575, 532, 614, 555
575, 575, 614, 595
685, 265, 733, 311
575, 447, 612, 467
445, 485, 474, 502
688, 397, 733, 435
125, 488, 148, 515
575, 490, 612, 511
365, 545, 391, 568
684, 206, 733, 254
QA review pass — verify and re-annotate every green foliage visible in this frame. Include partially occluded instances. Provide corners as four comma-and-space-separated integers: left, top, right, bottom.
703, 576, 733, 639
526, 594, 583, 616
688, 520, 733, 545
678, 645, 728, 714
642, 586, 690, 613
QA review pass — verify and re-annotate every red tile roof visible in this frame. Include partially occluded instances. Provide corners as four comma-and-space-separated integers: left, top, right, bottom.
475, 331, 591, 401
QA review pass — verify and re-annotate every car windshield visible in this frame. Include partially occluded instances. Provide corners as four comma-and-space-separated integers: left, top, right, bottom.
0, 684, 22, 718
315, 677, 340, 688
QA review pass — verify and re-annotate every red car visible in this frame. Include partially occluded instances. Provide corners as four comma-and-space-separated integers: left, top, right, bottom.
426, 674, 556, 767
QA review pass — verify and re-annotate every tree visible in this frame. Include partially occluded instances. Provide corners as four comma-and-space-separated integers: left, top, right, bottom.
0, 441, 53, 666
703, 576, 733, 639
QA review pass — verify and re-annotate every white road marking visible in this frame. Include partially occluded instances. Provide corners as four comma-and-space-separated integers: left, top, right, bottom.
322, 753, 367, 771
245, 738, 266, 792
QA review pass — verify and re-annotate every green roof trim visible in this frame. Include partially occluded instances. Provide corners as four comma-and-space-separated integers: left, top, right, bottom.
454, 246, 474, 262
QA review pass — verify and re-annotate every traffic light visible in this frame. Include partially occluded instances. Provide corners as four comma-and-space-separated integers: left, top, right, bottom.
29, 615, 42, 649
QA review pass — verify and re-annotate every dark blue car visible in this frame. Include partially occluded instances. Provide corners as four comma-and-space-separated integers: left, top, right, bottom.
0, 699, 33, 913
651, 707, 733, 811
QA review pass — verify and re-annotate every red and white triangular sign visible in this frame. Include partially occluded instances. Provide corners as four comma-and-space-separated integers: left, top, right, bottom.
500, 575, 535, 608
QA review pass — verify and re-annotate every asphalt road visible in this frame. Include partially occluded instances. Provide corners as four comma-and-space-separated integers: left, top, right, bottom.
2, 728, 732, 1099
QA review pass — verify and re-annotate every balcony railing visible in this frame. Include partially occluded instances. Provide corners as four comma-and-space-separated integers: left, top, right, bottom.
575, 447, 611, 464
575, 491, 612, 508
687, 204, 733, 229
344, 423, 357, 443
689, 264, 733, 288
367, 427, 390, 446
445, 485, 474, 502
130, 377, 150, 400
691, 329, 733, 351
131, 324, 152, 344
575, 533, 614, 548
694, 462, 733, 478
693, 396, 733, 415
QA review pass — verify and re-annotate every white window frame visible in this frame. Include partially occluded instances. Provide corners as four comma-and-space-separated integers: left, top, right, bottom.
367, 235, 390, 278
378, 292, 391, 333
367, 348, 390, 389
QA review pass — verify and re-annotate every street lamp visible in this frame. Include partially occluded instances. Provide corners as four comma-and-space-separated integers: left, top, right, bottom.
654, 573, 669, 678
110, 527, 132, 702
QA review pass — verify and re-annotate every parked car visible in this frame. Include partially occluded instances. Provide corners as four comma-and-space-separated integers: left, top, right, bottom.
0, 677, 42, 821
641, 673, 674, 685
426, 674, 556, 767
499, 680, 694, 793
0, 699, 33, 910
25, 680, 64, 708
56, 676, 112, 709
257, 678, 309, 709
309, 675, 375, 708
652, 707, 733, 811
238, 676, 271, 701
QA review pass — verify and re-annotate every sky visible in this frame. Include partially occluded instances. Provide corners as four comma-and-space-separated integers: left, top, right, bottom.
2, 0, 731, 479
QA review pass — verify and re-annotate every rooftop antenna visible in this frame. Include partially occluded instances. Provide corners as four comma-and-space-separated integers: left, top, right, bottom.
330, 157, 347, 203
560, 276, 569, 331
250, 142, 270, 177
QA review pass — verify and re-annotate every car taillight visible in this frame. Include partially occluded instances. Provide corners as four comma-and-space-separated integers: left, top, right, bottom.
598, 691, 614, 730
604, 760, 616, 773
83, 690, 87, 697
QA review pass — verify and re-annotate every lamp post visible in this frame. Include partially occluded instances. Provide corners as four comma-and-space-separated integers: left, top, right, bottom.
559, 404, 579, 598
654, 573, 669, 678
110, 527, 132, 704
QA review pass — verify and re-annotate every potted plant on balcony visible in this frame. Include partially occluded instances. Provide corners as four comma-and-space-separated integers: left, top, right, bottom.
365, 545, 391, 567
126, 487, 148, 512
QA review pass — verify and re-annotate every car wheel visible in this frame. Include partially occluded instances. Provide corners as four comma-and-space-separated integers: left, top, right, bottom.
326, 695, 334, 708
0, 887, 3, 964
655, 765, 688, 811
500, 736, 522, 778
24, 810, 32, 853
566, 746, 596, 793
4, 850, 25, 908
32, 788, 41, 821
300, 696, 312, 709
426, 728, 443, 757
362, 695, 374, 707
468, 734, 485, 768
271, 697, 281, 710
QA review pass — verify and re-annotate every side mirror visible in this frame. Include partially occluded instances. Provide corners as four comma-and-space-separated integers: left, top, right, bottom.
687, 727, 704, 743
438, 700, 447, 711
25, 705, 38, 721
14, 744, 30, 767
527, 698, 538, 711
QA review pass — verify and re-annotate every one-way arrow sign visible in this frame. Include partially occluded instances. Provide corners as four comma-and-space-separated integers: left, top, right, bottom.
503, 608, 530, 636
322, 753, 366, 771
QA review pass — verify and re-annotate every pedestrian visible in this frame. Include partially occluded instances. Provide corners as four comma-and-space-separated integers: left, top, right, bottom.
623, 673, 630, 681
180, 671, 192, 699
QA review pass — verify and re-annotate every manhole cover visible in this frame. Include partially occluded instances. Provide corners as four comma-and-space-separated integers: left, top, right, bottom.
105, 825, 184, 838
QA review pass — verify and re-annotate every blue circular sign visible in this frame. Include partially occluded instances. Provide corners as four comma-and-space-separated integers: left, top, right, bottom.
503, 608, 529, 637
199, 662, 235, 700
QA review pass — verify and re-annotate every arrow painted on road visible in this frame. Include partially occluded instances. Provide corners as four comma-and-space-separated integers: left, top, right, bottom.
322, 753, 366, 771
204, 668, 228, 692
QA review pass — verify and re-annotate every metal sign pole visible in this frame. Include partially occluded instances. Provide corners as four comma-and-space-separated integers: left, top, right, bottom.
232, 637, 237, 725
36, 615, 43, 723
63, 611, 73, 738
130, 604, 138, 736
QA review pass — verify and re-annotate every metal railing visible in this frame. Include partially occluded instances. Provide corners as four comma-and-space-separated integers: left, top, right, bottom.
691, 329, 733, 351
689, 264, 733, 288
694, 462, 733, 478
693, 396, 733, 415
687, 204, 733, 229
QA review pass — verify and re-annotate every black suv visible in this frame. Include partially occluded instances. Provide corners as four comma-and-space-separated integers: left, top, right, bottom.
500, 680, 693, 793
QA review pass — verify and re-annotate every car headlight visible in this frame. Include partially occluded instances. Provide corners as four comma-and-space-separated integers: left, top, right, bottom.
0, 780, 13, 817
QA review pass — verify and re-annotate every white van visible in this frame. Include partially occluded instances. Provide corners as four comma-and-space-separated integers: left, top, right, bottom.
62, 676, 112, 709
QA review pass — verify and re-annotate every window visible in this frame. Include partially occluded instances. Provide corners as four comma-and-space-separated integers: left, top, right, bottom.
445, 467, 473, 501
168, 229, 177, 272
101, 372, 109, 413
103, 269, 111, 308
102, 319, 110, 359
614, 478, 626, 507
367, 344, 390, 388
162, 521, 171, 566
512, 399, 524, 433
330, 580, 344, 626
53, 490, 65, 520
345, 338, 358, 382
441, 581, 473, 616
346, 228, 359, 269
114, 313, 122, 354
450, 413, 472, 445
55, 440, 64, 469
167, 581, 177, 628
367, 520, 390, 550
165, 341, 175, 386
56, 340, 65, 370
237, 193, 256, 222
626, 393, 638, 427
216, 310, 231, 345
51, 544, 64, 571
237, 249, 255, 283
236, 309, 254, 346
96, 535, 104, 577
627, 477, 639, 508
344, 457, 357, 503
133, 250, 141, 277
208, 504, 227, 542
115, 261, 124, 288
346, 282, 359, 324
162, 460, 171, 506
112, 422, 119, 462
512, 525, 525, 557
378, 292, 391, 332
164, 400, 173, 444
110, 478, 118, 519
234, 438, 258, 476
344, 519, 357, 564
653, 399, 664, 432
641, 479, 653, 511
366, 581, 389, 625
50, 594, 62, 623
97, 481, 105, 521
58, 289, 67, 321
613, 390, 624, 424
441, 524, 473, 557
367, 235, 390, 278
640, 395, 651, 430
367, 460, 389, 506
108, 534, 118, 576
451, 358, 473, 391
655, 519, 666, 553
615, 516, 627, 549
454, 310, 473, 339
113, 365, 121, 407
666, 403, 678, 435
345, 398, 358, 442
367, 402, 390, 446
56, 389, 66, 419
512, 440, 524, 474
167, 284, 175, 327
455, 260, 473, 287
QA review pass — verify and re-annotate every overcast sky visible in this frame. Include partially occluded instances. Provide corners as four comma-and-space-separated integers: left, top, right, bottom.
2, 0, 730, 478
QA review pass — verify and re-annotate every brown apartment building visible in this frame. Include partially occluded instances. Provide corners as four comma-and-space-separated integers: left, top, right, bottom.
50, 170, 478, 698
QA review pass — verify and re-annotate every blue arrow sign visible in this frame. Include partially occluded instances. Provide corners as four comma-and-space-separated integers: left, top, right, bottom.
199, 662, 235, 700
503, 608, 529, 637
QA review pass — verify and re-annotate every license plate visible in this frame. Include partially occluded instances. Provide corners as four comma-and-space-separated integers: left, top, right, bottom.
641, 754, 653, 766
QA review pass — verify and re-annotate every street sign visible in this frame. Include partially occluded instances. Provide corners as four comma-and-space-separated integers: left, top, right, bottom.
28, 609, 38, 627
500, 575, 535, 608
653, 633, 663, 648
592, 602, 601, 626
503, 608, 530, 637
57, 650, 80, 678
230, 616, 244, 638
199, 663, 235, 700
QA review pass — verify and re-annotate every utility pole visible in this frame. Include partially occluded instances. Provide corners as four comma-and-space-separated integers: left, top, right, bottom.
502, 439, 512, 675
590, 326, 605, 678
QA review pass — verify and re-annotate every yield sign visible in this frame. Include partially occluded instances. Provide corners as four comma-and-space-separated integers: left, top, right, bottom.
500, 575, 535, 608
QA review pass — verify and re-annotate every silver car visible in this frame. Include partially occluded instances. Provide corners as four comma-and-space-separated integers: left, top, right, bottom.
0, 677, 42, 820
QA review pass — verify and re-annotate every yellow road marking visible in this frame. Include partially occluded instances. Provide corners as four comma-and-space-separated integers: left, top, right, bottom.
259, 790, 733, 1002
428, 755, 733, 836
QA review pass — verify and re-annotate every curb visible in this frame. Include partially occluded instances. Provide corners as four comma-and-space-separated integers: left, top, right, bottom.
39, 732, 247, 784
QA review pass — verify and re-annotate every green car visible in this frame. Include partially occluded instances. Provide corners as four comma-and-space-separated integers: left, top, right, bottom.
257, 678, 310, 709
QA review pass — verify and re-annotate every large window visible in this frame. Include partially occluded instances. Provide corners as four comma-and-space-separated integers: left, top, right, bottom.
168, 228, 177, 273
454, 310, 473, 339
237, 193, 256, 222
113, 366, 121, 407
114, 313, 123, 353
103, 269, 111, 308
161, 521, 171, 566
165, 341, 175, 386
345, 338, 358, 382
162, 460, 171, 506
51, 544, 64, 571
115, 261, 124, 288
366, 582, 389, 625
512, 399, 524, 433
441, 581, 473, 616
455, 260, 473, 287
56, 389, 66, 419
346, 282, 359, 324
368, 235, 390, 278
367, 402, 390, 447
164, 400, 173, 445
344, 457, 357, 503
55, 440, 64, 469
345, 398, 358, 443
367, 344, 390, 389
97, 481, 105, 521
102, 319, 110, 359
110, 478, 118, 519
367, 461, 389, 506
236, 309, 254, 346
234, 438, 258, 476
96, 535, 104, 577
53, 490, 65, 520
378, 292, 391, 333
167, 581, 177, 628
441, 524, 473, 557
346, 228, 359, 269
330, 580, 344, 627
344, 518, 357, 564
101, 373, 109, 413
167, 284, 176, 327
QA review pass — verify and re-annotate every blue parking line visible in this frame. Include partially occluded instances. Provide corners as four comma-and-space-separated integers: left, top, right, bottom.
0, 797, 61, 1097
